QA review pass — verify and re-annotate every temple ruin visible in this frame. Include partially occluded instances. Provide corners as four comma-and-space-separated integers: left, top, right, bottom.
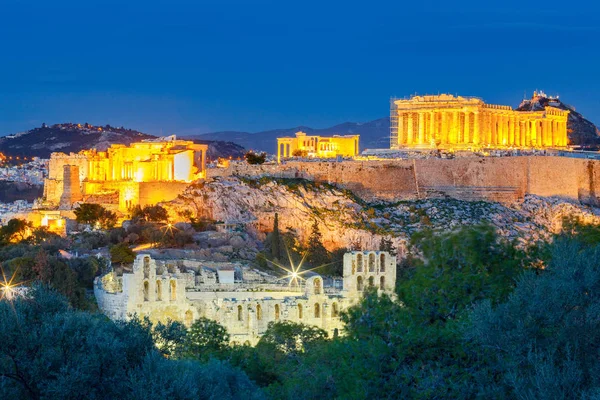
390, 94, 569, 149
43, 136, 208, 212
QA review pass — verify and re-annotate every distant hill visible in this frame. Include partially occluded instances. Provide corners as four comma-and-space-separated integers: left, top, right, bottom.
189, 96, 599, 153
0, 123, 246, 160
517, 93, 600, 147
186, 118, 391, 154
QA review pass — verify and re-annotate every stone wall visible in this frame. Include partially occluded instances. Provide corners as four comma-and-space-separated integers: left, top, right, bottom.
208, 156, 600, 206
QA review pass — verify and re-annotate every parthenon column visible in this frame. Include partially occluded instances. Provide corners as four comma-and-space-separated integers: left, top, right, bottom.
418, 112, 425, 145
451, 110, 459, 144
441, 112, 448, 144
473, 112, 480, 144
398, 113, 405, 146
407, 113, 414, 145
429, 111, 436, 145
551, 120, 556, 146
542, 120, 549, 147
531, 120, 537, 146
491, 114, 497, 145
509, 116, 515, 146
463, 112, 470, 144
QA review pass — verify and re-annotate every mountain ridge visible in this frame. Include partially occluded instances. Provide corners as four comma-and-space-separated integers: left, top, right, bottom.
0, 123, 246, 160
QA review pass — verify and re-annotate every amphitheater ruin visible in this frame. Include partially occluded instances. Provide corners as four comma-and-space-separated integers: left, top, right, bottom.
95, 251, 397, 344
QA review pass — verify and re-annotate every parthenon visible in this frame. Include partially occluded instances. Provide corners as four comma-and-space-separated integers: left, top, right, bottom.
391, 94, 569, 149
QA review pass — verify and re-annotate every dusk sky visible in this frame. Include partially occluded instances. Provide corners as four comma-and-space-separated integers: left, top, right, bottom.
1, 0, 599, 136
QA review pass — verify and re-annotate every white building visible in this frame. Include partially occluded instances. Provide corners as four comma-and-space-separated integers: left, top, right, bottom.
94, 251, 396, 344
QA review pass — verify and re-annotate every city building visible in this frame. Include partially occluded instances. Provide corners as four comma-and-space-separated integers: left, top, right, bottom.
277, 131, 360, 163
95, 251, 396, 344
390, 94, 569, 149
42, 136, 208, 212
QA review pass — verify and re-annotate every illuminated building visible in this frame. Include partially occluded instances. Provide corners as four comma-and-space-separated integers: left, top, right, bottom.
43, 136, 208, 212
390, 94, 569, 149
95, 251, 396, 344
277, 131, 360, 163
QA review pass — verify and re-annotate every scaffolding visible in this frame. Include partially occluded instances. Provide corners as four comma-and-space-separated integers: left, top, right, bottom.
389, 97, 398, 149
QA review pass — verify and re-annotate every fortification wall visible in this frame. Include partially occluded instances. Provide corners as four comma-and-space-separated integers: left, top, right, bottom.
208, 156, 600, 206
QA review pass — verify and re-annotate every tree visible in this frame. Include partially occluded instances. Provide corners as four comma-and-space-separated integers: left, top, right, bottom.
74, 203, 116, 229
378, 236, 396, 256
258, 321, 328, 354
467, 238, 600, 398
271, 213, 281, 261
181, 318, 230, 361
244, 151, 266, 165
400, 224, 525, 324
0, 219, 32, 244
110, 243, 136, 266
306, 219, 329, 268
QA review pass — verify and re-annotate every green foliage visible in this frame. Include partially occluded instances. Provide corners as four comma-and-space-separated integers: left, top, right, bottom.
402, 224, 526, 324
0, 287, 262, 400
181, 318, 230, 362
271, 213, 281, 261
467, 237, 600, 398
74, 203, 117, 229
378, 236, 396, 256
0, 218, 31, 244
257, 321, 327, 353
131, 205, 169, 223
110, 243, 136, 266
244, 151, 267, 165
306, 219, 329, 268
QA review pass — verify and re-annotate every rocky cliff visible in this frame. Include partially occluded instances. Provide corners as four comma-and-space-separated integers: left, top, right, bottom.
163, 176, 600, 256
518, 93, 600, 146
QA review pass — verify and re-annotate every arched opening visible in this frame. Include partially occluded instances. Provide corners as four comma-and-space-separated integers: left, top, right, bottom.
356, 254, 363, 272
380, 276, 385, 290
368, 276, 374, 287
143, 256, 150, 279
170, 280, 177, 301
143, 281, 149, 301
314, 278, 321, 295
298, 304, 303, 319
332, 302, 339, 317
275, 304, 280, 320
368, 253, 375, 272
256, 304, 262, 320
156, 280, 162, 301
184, 310, 193, 328
379, 254, 386, 272
357, 276, 364, 291
314, 303, 320, 318
237, 305, 243, 321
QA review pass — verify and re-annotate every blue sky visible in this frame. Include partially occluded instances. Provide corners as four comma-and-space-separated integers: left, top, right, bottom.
1, 0, 599, 136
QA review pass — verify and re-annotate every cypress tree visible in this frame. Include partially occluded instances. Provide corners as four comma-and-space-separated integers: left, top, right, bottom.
271, 213, 281, 260
307, 219, 329, 267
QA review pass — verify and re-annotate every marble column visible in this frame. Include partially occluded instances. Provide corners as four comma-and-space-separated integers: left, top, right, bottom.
418, 112, 425, 145
407, 113, 414, 145
429, 111, 436, 145
508, 116, 515, 146
473, 112, 480, 144
463, 112, 470, 144
451, 110, 459, 144
398, 113, 405, 146
441, 111, 448, 144
491, 114, 497, 145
